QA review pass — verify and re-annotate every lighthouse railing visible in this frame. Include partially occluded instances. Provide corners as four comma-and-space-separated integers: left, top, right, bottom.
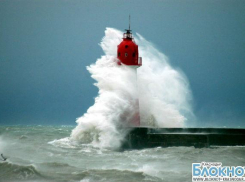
123, 33, 132, 39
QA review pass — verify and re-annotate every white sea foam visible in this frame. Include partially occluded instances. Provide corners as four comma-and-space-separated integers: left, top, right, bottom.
48, 137, 77, 148
70, 28, 194, 149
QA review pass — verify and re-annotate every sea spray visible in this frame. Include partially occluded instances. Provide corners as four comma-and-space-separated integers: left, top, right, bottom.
71, 56, 139, 149
135, 33, 193, 127
70, 28, 193, 149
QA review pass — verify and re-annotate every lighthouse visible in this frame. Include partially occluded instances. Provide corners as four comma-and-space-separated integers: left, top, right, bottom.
117, 18, 142, 67
117, 17, 142, 126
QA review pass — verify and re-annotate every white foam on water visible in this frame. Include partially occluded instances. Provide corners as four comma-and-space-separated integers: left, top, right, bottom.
70, 28, 194, 149
48, 137, 77, 149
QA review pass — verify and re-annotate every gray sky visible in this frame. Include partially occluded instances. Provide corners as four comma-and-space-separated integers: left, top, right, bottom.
0, 0, 245, 127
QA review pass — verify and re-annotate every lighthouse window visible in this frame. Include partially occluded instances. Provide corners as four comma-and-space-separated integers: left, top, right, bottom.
125, 45, 128, 48
118, 52, 120, 57
132, 52, 135, 57
125, 53, 128, 57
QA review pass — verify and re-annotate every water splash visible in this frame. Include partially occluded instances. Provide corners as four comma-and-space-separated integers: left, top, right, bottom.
135, 33, 194, 127
70, 28, 194, 149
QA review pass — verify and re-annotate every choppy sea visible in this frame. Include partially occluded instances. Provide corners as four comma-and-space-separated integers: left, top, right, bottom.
0, 125, 244, 182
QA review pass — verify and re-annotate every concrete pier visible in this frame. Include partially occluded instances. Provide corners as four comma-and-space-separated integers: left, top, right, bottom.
122, 128, 245, 149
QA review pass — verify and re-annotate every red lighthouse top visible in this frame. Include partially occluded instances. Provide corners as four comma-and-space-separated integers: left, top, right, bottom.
117, 19, 142, 67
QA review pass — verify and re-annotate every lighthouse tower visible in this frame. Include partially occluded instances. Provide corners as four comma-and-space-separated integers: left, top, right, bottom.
117, 17, 142, 126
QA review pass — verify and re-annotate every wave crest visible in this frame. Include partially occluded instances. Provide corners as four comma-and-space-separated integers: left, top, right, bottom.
0, 162, 44, 181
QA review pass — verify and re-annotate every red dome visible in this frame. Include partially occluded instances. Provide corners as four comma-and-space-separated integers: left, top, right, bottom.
117, 31, 142, 67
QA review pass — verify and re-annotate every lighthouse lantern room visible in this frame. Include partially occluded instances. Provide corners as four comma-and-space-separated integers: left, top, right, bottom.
117, 17, 142, 67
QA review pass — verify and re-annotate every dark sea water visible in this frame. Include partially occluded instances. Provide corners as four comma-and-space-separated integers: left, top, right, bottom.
0, 125, 244, 182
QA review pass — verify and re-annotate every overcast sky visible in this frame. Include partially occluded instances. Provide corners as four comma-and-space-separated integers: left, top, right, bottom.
0, 0, 245, 127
